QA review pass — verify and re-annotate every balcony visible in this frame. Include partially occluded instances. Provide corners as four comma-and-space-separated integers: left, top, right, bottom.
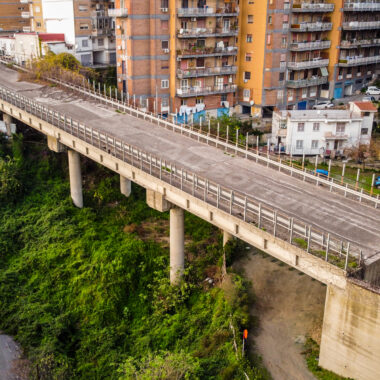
338, 55, 380, 66
344, 2, 380, 11
22, 26, 31, 32
177, 46, 238, 58
177, 28, 238, 38
291, 22, 332, 32
177, 6, 238, 17
289, 40, 331, 51
21, 11, 31, 18
292, 3, 335, 12
325, 132, 348, 140
20, 0, 31, 3
286, 76, 328, 88
342, 21, 380, 30
288, 58, 329, 69
176, 84, 237, 97
177, 65, 237, 79
108, 8, 128, 17
340, 38, 380, 48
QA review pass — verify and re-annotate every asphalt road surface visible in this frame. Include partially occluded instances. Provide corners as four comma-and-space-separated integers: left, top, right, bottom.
0, 334, 22, 380
0, 65, 379, 259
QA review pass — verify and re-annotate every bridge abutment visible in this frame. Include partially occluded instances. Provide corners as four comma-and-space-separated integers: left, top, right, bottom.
68, 149, 83, 208
170, 207, 185, 285
120, 175, 131, 197
319, 282, 380, 380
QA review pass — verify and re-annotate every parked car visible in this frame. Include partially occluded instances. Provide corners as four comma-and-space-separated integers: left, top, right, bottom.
366, 86, 380, 95
375, 176, 380, 189
312, 101, 334, 110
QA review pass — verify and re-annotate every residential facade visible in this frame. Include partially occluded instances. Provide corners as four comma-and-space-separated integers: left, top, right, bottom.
113, 0, 239, 119
271, 101, 376, 156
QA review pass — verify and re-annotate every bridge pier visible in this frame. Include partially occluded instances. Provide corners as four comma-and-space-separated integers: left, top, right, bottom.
47, 135, 65, 153
223, 230, 233, 246
120, 175, 131, 197
319, 282, 380, 380
170, 207, 184, 285
68, 149, 83, 208
3, 113, 13, 136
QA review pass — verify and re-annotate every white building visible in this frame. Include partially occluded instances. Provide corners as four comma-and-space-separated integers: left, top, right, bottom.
271, 102, 377, 157
0, 36, 15, 57
14, 33, 40, 65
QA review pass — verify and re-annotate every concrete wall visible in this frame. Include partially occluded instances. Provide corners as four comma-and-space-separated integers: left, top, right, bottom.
319, 281, 380, 380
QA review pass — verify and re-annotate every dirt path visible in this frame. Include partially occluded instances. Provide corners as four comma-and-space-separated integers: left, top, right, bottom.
236, 250, 327, 380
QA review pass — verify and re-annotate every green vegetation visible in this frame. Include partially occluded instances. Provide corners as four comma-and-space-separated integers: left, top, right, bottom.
303, 338, 353, 380
0, 132, 267, 379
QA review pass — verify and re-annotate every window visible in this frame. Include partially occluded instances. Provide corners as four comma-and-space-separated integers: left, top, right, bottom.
161, 63, 169, 69
161, 79, 169, 89
80, 24, 89, 30
281, 37, 287, 48
301, 87, 307, 99
196, 97, 203, 104
197, 39, 205, 48
162, 98, 169, 107
35, 6, 40, 12
297, 123, 305, 132
181, 99, 187, 106
36, 22, 41, 27
313, 123, 320, 131
221, 94, 227, 102
267, 35, 271, 45
277, 90, 283, 100
162, 40, 169, 50
311, 140, 319, 149
268, 16, 272, 25
161, 0, 168, 8
279, 72, 284, 81
248, 15, 253, 24
336, 123, 345, 133
82, 39, 88, 47
245, 53, 252, 62
79, 5, 88, 11
161, 20, 168, 30
196, 57, 204, 67
361, 128, 368, 135
243, 89, 250, 99
244, 71, 251, 80
364, 112, 370, 117
246, 34, 252, 43
296, 140, 304, 149
98, 38, 104, 46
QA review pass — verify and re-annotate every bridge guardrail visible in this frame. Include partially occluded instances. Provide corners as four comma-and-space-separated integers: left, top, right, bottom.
0, 82, 367, 274
1, 58, 378, 209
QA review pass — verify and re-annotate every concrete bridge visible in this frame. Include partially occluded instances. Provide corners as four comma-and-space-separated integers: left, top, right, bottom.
0, 64, 379, 380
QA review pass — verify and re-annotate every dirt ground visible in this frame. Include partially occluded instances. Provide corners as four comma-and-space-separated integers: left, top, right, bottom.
236, 250, 327, 380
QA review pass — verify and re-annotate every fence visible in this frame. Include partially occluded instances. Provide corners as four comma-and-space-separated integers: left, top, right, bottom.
0, 82, 366, 273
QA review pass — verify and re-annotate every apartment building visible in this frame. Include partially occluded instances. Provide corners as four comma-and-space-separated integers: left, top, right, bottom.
0, 0, 43, 33
42, 0, 116, 66
333, 0, 380, 98
271, 101, 376, 156
113, 0, 239, 120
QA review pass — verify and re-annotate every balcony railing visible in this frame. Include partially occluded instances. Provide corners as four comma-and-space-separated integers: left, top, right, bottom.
291, 22, 332, 31
288, 58, 329, 69
344, 2, 380, 11
178, 6, 239, 17
342, 21, 380, 30
338, 55, 380, 66
340, 38, 380, 48
325, 132, 349, 140
21, 11, 31, 18
286, 76, 328, 88
108, 8, 128, 17
177, 84, 237, 97
177, 66, 237, 79
177, 46, 238, 58
20, 0, 31, 3
177, 28, 238, 38
292, 3, 335, 12
289, 40, 331, 51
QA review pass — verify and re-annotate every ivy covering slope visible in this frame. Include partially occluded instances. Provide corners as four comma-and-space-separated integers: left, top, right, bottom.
0, 132, 268, 379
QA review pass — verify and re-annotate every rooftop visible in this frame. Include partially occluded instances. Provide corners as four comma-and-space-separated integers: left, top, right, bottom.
353, 102, 378, 112
276, 109, 362, 121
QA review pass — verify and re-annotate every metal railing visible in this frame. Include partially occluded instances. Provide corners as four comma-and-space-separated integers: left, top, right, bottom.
0, 82, 366, 273
292, 3, 335, 12
176, 84, 237, 96
177, 46, 238, 58
342, 21, 380, 30
2, 58, 378, 210
338, 55, 380, 66
291, 22, 332, 31
286, 76, 328, 88
344, 2, 380, 11
289, 40, 331, 51
108, 8, 128, 17
177, 66, 237, 78
340, 38, 380, 48
288, 58, 329, 69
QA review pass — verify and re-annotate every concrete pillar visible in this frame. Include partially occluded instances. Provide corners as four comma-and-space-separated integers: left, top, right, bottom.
3, 113, 13, 136
319, 283, 380, 380
47, 135, 65, 153
120, 175, 131, 197
223, 230, 233, 246
68, 150, 83, 208
170, 207, 184, 285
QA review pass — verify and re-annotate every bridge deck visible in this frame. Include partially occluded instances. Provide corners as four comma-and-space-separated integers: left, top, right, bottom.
0, 65, 379, 258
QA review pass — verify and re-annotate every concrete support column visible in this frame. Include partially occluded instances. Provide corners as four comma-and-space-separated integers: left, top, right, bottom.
3, 113, 13, 136
223, 230, 233, 247
170, 207, 184, 285
68, 149, 83, 208
120, 175, 131, 197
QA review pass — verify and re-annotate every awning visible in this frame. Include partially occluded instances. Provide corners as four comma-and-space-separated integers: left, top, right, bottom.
321, 67, 328, 77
